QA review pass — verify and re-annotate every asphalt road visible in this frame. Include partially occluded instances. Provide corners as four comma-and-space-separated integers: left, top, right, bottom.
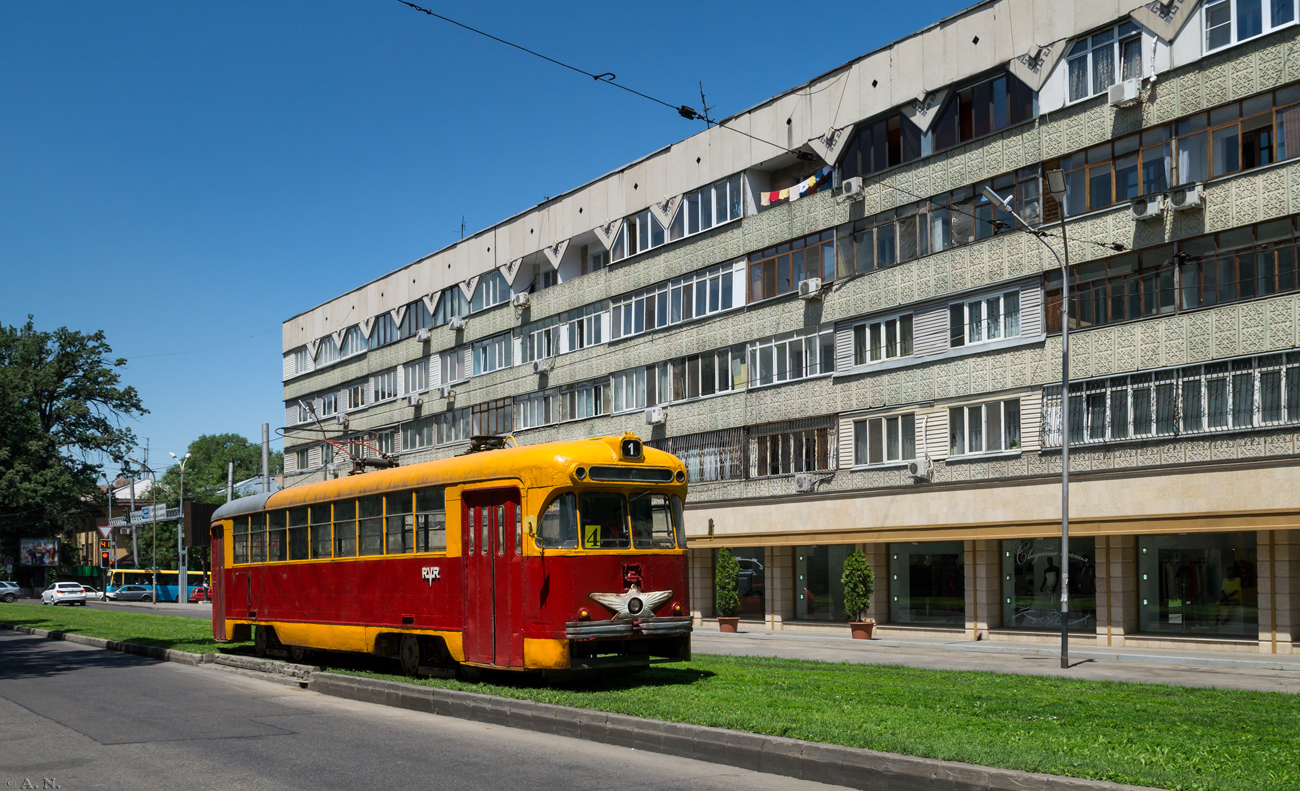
0, 630, 848, 791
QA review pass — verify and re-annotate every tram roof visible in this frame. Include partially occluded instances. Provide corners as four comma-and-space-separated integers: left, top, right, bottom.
210, 435, 683, 524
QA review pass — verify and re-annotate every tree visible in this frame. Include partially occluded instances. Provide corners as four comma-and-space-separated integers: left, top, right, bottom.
841, 547, 876, 622
0, 317, 146, 564
149, 433, 283, 508
714, 549, 740, 617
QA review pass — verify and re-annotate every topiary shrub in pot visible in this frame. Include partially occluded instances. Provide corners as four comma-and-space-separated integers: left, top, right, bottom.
841, 547, 875, 639
714, 548, 741, 632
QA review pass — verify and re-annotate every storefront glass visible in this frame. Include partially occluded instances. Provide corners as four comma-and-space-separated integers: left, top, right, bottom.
1138, 532, 1257, 637
716, 547, 765, 618
1000, 537, 1096, 631
794, 545, 853, 621
888, 541, 965, 626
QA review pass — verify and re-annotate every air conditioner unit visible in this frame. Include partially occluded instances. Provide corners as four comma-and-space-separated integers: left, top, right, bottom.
644, 406, 666, 425
1168, 183, 1205, 211
511, 292, 530, 308
1108, 78, 1142, 108
448, 316, 467, 332
798, 277, 823, 300
907, 456, 933, 481
416, 328, 431, 342
335, 414, 348, 427
794, 473, 815, 492
407, 393, 421, 407
1130, 195, 1165, 222
840, 176, 864, 198
439, 385, 453, 400
531, 359, 551, 374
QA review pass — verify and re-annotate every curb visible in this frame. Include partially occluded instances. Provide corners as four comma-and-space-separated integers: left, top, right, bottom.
307, 672, 1157, 791
2, 622, 1158, 791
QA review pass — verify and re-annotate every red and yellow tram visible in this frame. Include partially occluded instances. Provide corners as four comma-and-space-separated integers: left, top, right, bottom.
209, 434, 691, 676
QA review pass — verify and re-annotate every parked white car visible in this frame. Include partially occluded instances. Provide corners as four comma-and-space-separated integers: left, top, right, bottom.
41, 582, 87, 606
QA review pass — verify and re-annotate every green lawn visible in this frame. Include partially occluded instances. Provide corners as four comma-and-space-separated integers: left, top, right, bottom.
3, 603, 1295, 791
0, 602, 247, 655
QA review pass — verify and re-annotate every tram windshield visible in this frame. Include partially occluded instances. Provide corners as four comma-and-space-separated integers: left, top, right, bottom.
537, 491, 684, 550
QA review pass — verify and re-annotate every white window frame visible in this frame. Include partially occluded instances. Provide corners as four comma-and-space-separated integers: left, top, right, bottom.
853, 412, 917, 466
294, 448, 309, 471
320, 393, 337, 417
561, 381, 608, 421
403, 359, 429, 394
948, 398, 1022, 457
403, 417, 436, 451
683, 174, 744, 235
346, 384, 366, 411
440, 349, 466, 384
747, 326, 835, 388
293, 347, 312, 375
513, 391, 555, 430
1066, 21, 1143, 104
472, 333, 512, 376
612, 367, 647, 414
523, 317, 560, 362
340, 326, 367, 359
561, 304, 606, 353
1205, 0, 1297, 53
435, 407, 471, 446
851, 313, 914, 367
949, 289, 1021, 348
376, 430, 396, 455
471, 270, 510, 313
372, 370, 398, 403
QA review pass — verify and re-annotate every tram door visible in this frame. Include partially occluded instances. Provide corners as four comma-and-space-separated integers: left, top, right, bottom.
211, 525, 226, 641
462, 488, 522, 667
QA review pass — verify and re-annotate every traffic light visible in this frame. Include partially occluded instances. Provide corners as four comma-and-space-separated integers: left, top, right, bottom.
100, 550, 111, 568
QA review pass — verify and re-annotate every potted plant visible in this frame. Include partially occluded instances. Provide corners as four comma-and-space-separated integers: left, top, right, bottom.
841, 547, 875, 639
714, 548, 741, 632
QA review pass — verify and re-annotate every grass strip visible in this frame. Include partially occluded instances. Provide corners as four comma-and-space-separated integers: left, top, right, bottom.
0, 602, 247, 655
3, 603, 1294, 791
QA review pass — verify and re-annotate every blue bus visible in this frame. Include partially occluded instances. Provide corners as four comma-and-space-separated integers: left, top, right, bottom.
107, 569, 209, 602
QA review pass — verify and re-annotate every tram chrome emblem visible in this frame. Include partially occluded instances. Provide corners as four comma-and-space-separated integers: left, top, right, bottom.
590, 585, 672, 620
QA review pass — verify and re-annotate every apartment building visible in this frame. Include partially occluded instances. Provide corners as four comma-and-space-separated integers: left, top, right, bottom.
282, 0, 1300, 656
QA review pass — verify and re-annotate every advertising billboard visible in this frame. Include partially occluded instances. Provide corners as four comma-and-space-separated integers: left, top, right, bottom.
20, 538, 59, 566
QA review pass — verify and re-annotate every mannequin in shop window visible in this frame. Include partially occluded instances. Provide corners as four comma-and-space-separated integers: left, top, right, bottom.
1041, 557, 1060, 597
1217, 563, 1244, 627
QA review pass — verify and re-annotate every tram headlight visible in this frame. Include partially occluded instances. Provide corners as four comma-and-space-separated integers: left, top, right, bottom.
675, 470, 685, 483
574, 467, 586, 479
627, 597, 644, 616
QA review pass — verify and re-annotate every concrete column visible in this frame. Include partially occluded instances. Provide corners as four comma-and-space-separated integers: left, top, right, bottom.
1258, 529, 1297, 655
688, 547, 713, 625
1094, 535, 1111, 646
1104, 535, 1138, 647
965, 540, 1000, 639
765, 545, 794, 631
864, 542, 890, 625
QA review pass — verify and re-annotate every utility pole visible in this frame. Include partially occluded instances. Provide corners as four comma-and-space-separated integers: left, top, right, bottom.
261, 423, 271, 495
227, 459, 234, 502
171, 452, 190, 603
127, 467, 138, 568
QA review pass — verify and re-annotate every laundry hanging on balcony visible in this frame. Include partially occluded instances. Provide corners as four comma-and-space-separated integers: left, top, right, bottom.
760, 166, 833, 208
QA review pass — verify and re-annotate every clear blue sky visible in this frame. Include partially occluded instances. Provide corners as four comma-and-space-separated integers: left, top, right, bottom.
0, 0, 971, 475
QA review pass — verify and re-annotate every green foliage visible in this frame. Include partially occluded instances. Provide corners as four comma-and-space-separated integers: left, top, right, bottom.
840, 547, 875, 621
149, 433, 284, 508
714, 548, 740, 617
0, 317, 146, 558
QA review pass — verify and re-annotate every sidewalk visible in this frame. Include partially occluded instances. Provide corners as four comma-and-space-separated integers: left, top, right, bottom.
692, 628, 1300, 694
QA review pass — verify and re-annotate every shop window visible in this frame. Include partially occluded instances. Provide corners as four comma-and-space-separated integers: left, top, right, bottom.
949, 399, 1021, 456
716, 548, 765, 618
933, 72, 1035, 152
1001, 538, 1096, 630
795, 545, 853, 621
840, 113, 923, 179
1067, 22, 1143, 103
1205, 0, 1296, 52
853, 413, 916, 466
888, 542, 965, 626
1138, 532, 1258, 636
748, 230, 835, 302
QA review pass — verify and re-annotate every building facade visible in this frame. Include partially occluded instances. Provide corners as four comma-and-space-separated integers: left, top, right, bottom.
282, 0, 1300, 655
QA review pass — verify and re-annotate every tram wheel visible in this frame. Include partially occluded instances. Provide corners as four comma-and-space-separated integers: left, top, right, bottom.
288, 645, 310, 664
254, 625, 273, 658
399, 634, 423, 676
456, 663, 482, 683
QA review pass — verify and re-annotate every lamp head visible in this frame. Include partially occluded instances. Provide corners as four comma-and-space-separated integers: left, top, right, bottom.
981, 185, 1013, 213
1046, 169, 1067, 200
169, 452, 177, 460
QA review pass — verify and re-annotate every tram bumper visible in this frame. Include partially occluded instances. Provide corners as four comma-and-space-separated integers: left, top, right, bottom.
562, 616, 692, 669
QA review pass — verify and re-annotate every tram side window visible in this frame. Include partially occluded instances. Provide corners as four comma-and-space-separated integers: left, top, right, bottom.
268, 510, 287, 562
334, 500, 357, 557
233, 519, 249, 564
310, 505, 332, 559
358, 496, 383, 555
579, 493, 630, 549
538, 493, 578, 549
287, 508, 309, 560
629, 493, 676, 549
249, 515, 267, 563
385, 493, 413, 554
415, 488, 446, 552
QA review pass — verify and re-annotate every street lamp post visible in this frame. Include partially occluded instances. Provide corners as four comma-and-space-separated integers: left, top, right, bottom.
170, 452, 191, 603
126, 457, 158, 607
983, 172, 1072, 670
